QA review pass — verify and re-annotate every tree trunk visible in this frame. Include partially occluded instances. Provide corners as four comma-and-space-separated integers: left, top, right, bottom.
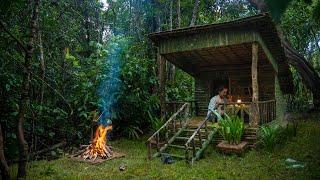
248, 0, 320, 109
34, 14, 44, 153
283, 41, 320, 109
169, 0, 173, 30
16, 0, 39, 178
157, 52, 166, 117
84, 8, 91, 57
177, 0, 181, 28
38, 24, 45, 105
167, 0, 175, 81
247, 0, 269, 12
0, 125, 10, 180
157, 12, 162, 32
190, 0, 200, 27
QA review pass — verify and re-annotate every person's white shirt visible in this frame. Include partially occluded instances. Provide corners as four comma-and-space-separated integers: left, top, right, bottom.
207, 95, 227, 116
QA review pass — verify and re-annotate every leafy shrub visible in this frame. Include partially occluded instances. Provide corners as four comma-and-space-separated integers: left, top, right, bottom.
104, 38, 160, 139
219, 116, 244, 145
286, 122, 298, 137
148, 110, 164, 132
166, 69, 194, 101
257, 123, 283, 151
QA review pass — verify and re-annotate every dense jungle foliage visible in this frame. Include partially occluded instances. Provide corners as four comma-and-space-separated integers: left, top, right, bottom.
0, 0, 319, 178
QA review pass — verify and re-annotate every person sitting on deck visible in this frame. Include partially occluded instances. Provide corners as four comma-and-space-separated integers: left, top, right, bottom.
205, 86, 228, 122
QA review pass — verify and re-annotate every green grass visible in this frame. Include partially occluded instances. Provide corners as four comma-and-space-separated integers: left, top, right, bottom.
9, 114, 320, 179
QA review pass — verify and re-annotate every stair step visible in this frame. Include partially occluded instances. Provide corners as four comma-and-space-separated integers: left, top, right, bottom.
168, 144, 201, 150
244, 136, 257, 140
168, 144, 185, 149
160, 153, 185, 159
175, 136, 207, 141
175, 137, 189, 140
182, 129, 197, 132
181, 129, 207, 133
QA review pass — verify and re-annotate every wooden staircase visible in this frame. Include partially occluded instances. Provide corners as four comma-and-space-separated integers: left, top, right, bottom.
146, 103, 217, 165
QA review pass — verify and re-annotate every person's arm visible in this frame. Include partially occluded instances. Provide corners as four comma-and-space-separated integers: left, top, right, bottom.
220, 98, 228, 116
223, 98, 228, 104
208, 97, 217, 112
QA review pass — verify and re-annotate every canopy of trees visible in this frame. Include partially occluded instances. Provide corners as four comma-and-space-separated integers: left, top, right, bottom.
0, 0, 319, 178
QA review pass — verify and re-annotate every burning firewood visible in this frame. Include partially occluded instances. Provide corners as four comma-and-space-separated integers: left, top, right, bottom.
77, 124, 113, 161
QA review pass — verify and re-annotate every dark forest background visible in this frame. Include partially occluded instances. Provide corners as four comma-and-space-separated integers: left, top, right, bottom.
0, 0, 319, 178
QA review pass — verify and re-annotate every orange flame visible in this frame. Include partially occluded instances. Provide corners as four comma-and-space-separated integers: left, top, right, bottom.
92, 125, 112, 153
82, 124, 113, 160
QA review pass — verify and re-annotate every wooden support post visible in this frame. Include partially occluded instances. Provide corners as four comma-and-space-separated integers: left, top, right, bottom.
147, 142, 152, 160
251, 42, 259, 127
198, 131, 202, 148
192, 140, 196, 157
157, 52, 166, 118
156, 133, 160, 152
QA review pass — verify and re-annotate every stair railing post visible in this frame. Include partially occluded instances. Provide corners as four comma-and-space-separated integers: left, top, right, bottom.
147, 141, 152, 160
204, 120, 208, 137
156, 133, 160, 152
198, 131, 202, 148
192, 139, 196, 157
185, 144, 190, 164
179, 107, 182, 129
184, 103, 189, 118
173, 116, 176, 133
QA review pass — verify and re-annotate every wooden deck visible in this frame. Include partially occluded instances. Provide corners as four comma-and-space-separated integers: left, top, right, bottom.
187, 116, 207, 128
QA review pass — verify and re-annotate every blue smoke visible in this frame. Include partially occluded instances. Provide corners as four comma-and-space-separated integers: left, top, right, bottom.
97, 36, 125, 126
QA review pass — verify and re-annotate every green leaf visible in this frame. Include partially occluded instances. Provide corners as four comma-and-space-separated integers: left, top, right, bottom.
49, 132, 55, 137
5, 84, 10, 91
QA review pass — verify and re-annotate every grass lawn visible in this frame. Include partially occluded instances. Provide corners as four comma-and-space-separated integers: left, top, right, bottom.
9, 113, 320, 179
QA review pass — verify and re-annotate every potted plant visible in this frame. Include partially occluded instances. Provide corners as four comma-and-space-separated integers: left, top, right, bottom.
216, 115, 247, 155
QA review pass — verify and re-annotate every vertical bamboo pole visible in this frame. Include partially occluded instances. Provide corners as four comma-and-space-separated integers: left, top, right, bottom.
267, 102, 270, 123
192, 139, 196, 157
198, 131, 202, 148
173, 117, 176, 132
156, 133, 160, 152
204, 121, 208, 137
158, 52, 166, 118
147, 141, 152, 160
251, 43, 259, 127
184, 103, 189, 119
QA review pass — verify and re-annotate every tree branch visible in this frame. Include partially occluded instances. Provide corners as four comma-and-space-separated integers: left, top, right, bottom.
30, 71, 74, 115
0, 20, 28, 53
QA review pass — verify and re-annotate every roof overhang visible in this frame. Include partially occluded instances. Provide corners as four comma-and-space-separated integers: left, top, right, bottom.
149, 13, 293, 94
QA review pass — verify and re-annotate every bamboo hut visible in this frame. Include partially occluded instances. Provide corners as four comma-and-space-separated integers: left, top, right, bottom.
149, 13, 293, 126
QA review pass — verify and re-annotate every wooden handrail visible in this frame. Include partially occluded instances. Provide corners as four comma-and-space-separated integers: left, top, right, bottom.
185, 119, 207, 146
215, 100, 276, 125
258, 100, 276, 125
258, 99, 276, 103
147, 102, 189, 142
165, 101, 197, 117
218, 102, 252, 105
164, 100, 196, 104
217, 100, 276, 105
147, 102, 191, 159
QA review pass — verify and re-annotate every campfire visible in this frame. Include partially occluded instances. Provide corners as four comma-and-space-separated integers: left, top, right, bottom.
81, 124, 113, 161
71, 114, 125, 164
